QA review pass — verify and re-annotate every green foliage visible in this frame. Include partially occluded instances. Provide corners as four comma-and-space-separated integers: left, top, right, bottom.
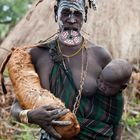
12, 120, 39, 140
122, 112, 140, 140
124, 114, 140, 127
122, 85, 140, 140
14, 123, 35, 140
0, 0, 33, 39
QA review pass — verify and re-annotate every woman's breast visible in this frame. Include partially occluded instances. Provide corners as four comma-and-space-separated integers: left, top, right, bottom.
72, 64, 102, 97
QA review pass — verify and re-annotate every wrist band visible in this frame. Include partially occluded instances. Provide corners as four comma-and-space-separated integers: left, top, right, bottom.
19, 110, 31, 124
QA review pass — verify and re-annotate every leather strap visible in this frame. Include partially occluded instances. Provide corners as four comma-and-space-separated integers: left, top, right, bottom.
0, 52, 12, 94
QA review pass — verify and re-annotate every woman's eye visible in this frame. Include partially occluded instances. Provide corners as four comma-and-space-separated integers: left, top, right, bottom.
61, 9, 71, 16
74, 11, 82, 17
62, 12, 69, 16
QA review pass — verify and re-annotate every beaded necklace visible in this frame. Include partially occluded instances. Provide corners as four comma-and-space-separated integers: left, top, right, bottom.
73, 41, 88, 114
57, 39, 84, 58
57, 39, 88, 114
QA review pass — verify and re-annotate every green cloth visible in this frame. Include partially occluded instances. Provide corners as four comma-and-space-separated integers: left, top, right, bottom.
45, 39, 124, 140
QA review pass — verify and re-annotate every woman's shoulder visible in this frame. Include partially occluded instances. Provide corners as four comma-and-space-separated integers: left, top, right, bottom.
87, 41, 112, 68
29, 40, 56, 65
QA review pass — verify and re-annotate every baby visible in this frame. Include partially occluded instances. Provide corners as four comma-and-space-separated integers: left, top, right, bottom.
97, 59, 132, 96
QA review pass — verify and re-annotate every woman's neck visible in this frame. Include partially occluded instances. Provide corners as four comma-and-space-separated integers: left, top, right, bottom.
57, 38, 84, 57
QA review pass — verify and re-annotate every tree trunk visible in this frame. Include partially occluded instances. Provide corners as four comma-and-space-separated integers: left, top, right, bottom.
0, 0, 140, 66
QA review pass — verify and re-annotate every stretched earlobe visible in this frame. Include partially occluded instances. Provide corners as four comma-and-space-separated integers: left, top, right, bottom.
84, 6, 88, 22
84, 15, 87, 22
54, 5, 58, 22
55, 15, 58, 22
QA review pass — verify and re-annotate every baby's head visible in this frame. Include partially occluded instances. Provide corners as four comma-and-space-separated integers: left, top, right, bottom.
98, 59, 132, 96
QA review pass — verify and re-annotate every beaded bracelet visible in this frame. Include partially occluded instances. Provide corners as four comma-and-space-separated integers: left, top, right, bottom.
19, 110, 31, 124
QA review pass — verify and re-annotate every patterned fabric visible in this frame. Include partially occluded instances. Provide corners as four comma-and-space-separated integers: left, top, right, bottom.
40, 129, 56, 140
76, 90, 123, 140
49, 62, 78, 110
41, 39, 124, 140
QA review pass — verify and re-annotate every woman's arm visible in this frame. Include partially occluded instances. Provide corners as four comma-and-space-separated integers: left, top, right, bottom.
11, 98, 23, 122
11, 98, 71, 139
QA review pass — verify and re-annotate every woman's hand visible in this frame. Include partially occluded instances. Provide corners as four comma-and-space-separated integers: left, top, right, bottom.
27, 105, 71, 139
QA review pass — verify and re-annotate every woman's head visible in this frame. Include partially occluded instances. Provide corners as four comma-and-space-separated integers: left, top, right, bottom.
55, 0, 87, 46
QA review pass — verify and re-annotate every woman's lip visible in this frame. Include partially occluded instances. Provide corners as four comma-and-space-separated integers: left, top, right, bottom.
63, 27, 78, 31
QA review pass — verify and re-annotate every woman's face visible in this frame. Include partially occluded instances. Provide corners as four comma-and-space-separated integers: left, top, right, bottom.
57, 1, 85, 46
58, 7, 83, 32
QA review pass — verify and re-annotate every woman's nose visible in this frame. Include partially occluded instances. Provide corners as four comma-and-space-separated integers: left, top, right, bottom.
67, 14, 76, 23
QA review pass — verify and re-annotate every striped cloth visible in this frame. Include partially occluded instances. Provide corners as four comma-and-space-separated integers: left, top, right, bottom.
42, 39, 124, 140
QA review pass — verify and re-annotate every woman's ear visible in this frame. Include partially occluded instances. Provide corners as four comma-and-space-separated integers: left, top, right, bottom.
84, 6, 88, 22
120, 83, 128, 90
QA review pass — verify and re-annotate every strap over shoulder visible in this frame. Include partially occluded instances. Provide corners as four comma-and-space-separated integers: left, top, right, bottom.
0, 52, 12, 94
